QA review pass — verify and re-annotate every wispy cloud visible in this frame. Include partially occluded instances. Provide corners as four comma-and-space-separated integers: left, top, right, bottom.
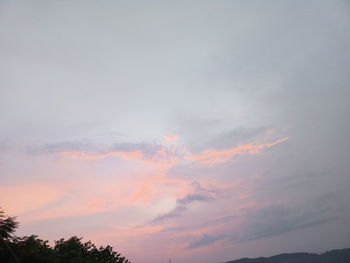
30, 133, 288, 170
29, 135, 182, 170
188, 233, 226, 249
235, 192, 346, 242
0, 183, 63, 216
151, 181, 217, 223
186, 137, 289, 166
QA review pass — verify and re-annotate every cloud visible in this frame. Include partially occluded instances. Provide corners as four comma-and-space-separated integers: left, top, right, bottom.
29, 135, 181, 168
235, 192, 347, 242
186, 126, 269, 153
151, 181, 217, 223
28, 132, 289, 181
188, 233, 225, 249
159, 226, 186, 232
177, 193, 214, 205
186, 137, 289, 166
30, 140, 159, 159
206, 127, 270, 149
1, 0, 349, 262
163, 191, 349, 250
0, 183, 63, 216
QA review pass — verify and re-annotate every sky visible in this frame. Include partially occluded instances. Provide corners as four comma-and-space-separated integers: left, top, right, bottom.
1, 1, 350, 263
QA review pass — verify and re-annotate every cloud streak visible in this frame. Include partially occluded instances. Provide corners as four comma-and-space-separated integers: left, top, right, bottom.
29, 135, 182, 171
188, 233, 225, 249
1, 1, 350, 262
186, 137, 289, 166
151, 181, 217, 223
30, 134, 288, 170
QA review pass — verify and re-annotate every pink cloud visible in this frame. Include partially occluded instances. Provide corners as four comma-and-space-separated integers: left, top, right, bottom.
162, 134, 178, 147
53, 134, 182, 172
186, 137, 289, 166
9, 131, 290, 263
59, 150, 144, 161
14, 133, 288, 223
51, 134, 288, 170
14, 170, 191, 223
0, 183, 63, 216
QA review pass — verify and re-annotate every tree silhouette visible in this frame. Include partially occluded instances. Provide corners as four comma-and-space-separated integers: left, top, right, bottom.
54, 236, 130, 263
0, 207, 130, 263
0, 207, 18, 240
10, 235, 54, 263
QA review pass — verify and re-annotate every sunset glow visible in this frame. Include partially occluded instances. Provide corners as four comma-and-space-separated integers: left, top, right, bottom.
1, 1, 349, 263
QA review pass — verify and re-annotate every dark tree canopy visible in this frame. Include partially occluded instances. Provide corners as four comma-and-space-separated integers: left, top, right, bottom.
0, 208, 130, 263
0, 208, 18, 240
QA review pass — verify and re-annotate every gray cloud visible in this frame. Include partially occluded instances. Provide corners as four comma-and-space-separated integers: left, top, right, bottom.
236, 206, 334, 242
111, 142, 162, 159
235, 192, 349, 242
151, 205, 187, 222
178, 191, 350, 248
152, 181, 216, 223
1, 0, 350, 262
178, 193, 214, 205
159, 226, 186, 233
188, 233, 225, 249
177, 122, 269, 152
28, 139, 176, 161
29, 141, 102, 154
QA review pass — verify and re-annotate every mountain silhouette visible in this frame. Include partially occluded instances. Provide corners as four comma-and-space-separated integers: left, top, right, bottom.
225, 248, 350, 263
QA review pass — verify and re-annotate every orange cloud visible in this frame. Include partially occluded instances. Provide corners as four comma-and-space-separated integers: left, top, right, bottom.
186, 137, 289, 166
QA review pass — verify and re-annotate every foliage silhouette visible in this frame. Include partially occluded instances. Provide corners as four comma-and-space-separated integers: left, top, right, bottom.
0, 208, 18, 240
0, 208, 130, 263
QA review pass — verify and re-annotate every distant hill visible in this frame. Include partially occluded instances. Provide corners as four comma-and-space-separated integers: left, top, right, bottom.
225, 248, 350, 263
